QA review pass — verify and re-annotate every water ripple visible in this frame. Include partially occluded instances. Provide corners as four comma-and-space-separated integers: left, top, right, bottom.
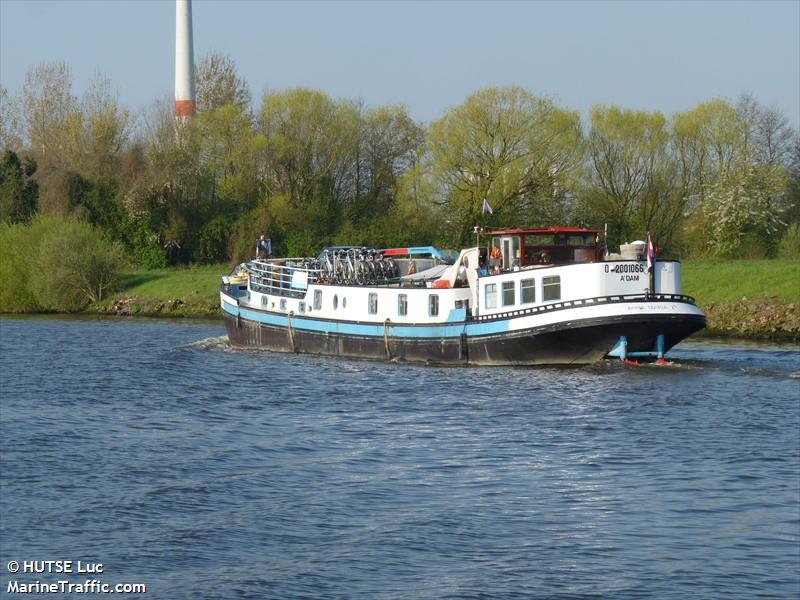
1, 318, 798, 599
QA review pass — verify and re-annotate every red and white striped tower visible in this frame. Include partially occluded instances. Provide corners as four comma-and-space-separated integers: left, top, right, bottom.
174, 0, 195, 118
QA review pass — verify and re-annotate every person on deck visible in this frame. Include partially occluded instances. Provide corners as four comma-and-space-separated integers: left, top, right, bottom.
256, 236, 272, 259
456, 257, 469, 286
489, 245, 503, 274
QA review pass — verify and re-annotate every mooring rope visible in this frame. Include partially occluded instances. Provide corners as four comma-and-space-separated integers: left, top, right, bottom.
384, 319, 391, 359
287, 312, 296, 352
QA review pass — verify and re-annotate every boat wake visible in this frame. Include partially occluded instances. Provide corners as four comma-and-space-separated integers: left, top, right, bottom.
180, 335, 232, 352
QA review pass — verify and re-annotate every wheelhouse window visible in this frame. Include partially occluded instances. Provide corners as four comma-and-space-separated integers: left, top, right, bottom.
429, 294, 439, 317
368, 293, 378, 315
313, 289, 322, 310
485, 283, 497, 309
543, 276, 561, 301
521, 278, 536, 304
502, 281, 515, 306
398, 294, 408, 316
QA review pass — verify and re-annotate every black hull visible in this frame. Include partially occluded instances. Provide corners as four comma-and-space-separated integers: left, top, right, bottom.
223, 312, 706, 366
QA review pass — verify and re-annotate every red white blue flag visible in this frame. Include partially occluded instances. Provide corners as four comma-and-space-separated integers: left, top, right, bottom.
646, 233, 656, 272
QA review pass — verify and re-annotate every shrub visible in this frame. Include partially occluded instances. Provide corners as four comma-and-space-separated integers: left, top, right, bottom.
0, 150, 38, 224
195, 215, 232, 263
0, 215, 126, 312
126, 221, 167, 269
778, 223, 800, 260
0, 221, 43, 312
29, 216, 126, 311
228, 203, 276, 263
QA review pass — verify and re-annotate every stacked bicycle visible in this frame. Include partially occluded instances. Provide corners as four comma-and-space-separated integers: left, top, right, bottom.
318, 247, 399, 285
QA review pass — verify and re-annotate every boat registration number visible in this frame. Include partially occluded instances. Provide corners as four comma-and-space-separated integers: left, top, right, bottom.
605, 264, 645, 274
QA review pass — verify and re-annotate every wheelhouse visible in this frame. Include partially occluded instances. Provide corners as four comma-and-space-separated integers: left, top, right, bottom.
487, 226, 601, 268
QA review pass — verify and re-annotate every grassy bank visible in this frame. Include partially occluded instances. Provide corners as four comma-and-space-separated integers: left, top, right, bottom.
682, 260, 798, 305
85, 259, 799, 339
682, 260, 799, 340
91, 264, 227, 318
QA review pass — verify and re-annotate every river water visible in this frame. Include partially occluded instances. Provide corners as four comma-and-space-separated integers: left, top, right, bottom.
0, 317, 798, 599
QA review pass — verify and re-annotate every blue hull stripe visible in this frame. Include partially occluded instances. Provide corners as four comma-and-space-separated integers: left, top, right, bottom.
222, 300, 510, 338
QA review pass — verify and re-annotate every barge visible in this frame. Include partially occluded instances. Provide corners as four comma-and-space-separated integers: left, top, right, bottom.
220, 227, 706, 365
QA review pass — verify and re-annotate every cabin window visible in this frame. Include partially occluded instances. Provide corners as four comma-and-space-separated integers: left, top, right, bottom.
333, 294, 338, 310
342, 297, 347, 309
368, 293, 378, 315
398, 294, 408, 316
299, 301, 306, 312
485, 283, 497, 309
521, 278, 536, 304
261, 296, 267, 307
543, 275, 561, 301
502, 281, 515, 306
313, 289, 322, 310
429, 294, 439, 317
280, 298, 287, 311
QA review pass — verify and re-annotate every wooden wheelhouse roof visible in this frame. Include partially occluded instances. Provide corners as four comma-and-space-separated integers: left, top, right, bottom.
487, 226, 602, 237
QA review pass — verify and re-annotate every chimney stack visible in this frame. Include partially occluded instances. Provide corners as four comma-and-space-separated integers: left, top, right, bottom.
174, 0, 195, 118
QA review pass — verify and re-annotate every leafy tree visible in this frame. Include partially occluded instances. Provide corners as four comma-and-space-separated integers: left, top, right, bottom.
228, 203, 276, 263
346, 105, 426, 233
0, 150, 38, 223
427, 86, 583, 245
700, 164, 786, 256
585, 105, 685, 247
258, 88, 360, 209
126, 99, 215, 264
196, 102, 265, 209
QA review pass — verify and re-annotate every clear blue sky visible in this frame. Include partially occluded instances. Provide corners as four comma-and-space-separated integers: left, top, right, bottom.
1, 0, 798, 125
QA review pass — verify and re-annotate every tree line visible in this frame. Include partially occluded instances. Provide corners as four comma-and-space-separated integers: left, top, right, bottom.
2, 55, 799, 270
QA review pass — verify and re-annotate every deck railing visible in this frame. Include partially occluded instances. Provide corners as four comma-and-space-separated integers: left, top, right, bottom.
248, 259, 321, 298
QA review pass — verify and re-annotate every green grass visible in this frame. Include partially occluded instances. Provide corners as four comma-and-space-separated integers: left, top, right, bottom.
115, 264, 228, 301
682, 259, 800, 305
90, 263, 229, 316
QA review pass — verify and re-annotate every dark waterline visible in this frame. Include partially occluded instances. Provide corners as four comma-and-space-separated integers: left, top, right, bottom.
1, 317, 798, 599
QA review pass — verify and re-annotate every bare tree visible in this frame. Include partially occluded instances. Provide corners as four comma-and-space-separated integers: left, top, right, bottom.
20, 62, 78, 163
195, 52, 251, 113
80, 71, 132, 178
0, 86, 23, 151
